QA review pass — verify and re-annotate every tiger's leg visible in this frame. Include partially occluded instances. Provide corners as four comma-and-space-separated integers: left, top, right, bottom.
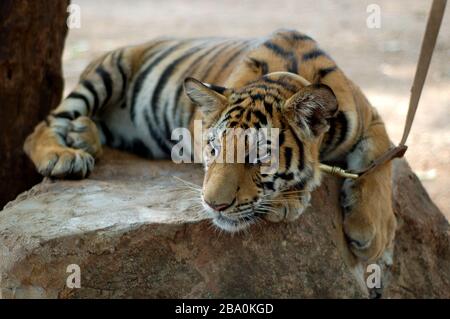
340, 110, 397, 262
24, 49, 132, 178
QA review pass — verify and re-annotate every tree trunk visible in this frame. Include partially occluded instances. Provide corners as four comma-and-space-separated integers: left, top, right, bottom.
0, 0, 70, 208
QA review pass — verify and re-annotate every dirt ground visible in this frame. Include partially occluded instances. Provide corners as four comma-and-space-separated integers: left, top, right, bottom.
63, 0, 450, 219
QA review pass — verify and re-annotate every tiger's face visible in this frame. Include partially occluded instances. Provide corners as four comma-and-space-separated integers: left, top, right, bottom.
184, 72, 338, 232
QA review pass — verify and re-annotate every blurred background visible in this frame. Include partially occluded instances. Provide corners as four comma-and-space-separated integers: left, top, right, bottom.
63, 0, 449, 218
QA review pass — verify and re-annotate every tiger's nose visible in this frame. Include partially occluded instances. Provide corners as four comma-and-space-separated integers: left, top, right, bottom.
205, 200, 234, 211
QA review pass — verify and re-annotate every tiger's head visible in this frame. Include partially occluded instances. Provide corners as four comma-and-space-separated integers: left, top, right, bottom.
184, 72, 338, 232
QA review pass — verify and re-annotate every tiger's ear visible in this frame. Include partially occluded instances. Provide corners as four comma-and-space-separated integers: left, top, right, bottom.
184, 77, 230, 116
284, 84, 338, 138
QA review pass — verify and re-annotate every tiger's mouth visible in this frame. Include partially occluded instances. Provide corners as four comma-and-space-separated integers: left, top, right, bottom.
201, 193, 306, 233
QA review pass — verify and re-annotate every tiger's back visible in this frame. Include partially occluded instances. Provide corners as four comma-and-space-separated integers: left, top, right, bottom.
76, 30, 365, 161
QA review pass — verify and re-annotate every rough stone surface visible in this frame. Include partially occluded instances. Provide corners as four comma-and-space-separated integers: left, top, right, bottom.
0, 0, 70, 208
0, 149, 449, 299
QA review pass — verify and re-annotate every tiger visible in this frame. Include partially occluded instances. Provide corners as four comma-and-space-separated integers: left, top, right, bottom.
24, 29, 396, 263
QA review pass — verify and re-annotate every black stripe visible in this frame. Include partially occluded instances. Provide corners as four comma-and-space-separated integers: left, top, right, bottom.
67, 92, 91, 112
230, 105, 244, 114
263, 41, 298, 73
115, 137, 154, 158
277, 30, 314, 43
250, 93, 265, 101
264, 41, 291, 57
291, 33, 314, 42
262, 77, 298, 94
278, 32, 296, 44
287, 124, 305, 171
303, 49, 327, 61
348, 137, 364, 154
140, 40, 171, 62
81, 80, 99, 114
131, 138, 153, 158
228, 121, 239, 128
130, 43, 184, 122
253, 110, 268, 126
117, 50, 128, 102
172, 86, 189, 126
284, 147, 293, 170
230, 96, 249, 106
248, 57, 269, 75
99, 121, 114, 145
297, 136, 305, 171
163, 101, 173, 142
263, 181, 275, 191
265, 102, 273, 116
250, 92, 282, 107
278, 130, 285, 145
207, 83, 227, 95
53, 111, 75, 120
335, 112, 348, 147
144, 108, 172, 155
275, 172, 294, 181
318, 66, 337, 79
151, 45, 203, 143
95, 66, 113, 106
232, 107, 245, 118
243, 84, 283, 104
223, 106, 243, 121
245, 109, 252, 121
293, 176, 307, 190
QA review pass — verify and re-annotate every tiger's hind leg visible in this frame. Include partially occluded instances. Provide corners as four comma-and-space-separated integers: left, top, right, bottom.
340, 110, 397, 263
24, 48, 133, 178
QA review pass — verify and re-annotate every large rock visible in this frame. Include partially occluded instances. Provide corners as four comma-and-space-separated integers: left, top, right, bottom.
0, 149, 448, 298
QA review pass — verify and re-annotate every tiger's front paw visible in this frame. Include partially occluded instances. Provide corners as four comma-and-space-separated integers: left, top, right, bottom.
341, 178, 397, 262
263, 192, 311, 223
24, 120, 97, 179
35, 147, 95, 179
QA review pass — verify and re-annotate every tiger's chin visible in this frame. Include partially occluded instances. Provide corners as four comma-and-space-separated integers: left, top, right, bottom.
206, 192, 312, 233
212, 213, 259, 233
